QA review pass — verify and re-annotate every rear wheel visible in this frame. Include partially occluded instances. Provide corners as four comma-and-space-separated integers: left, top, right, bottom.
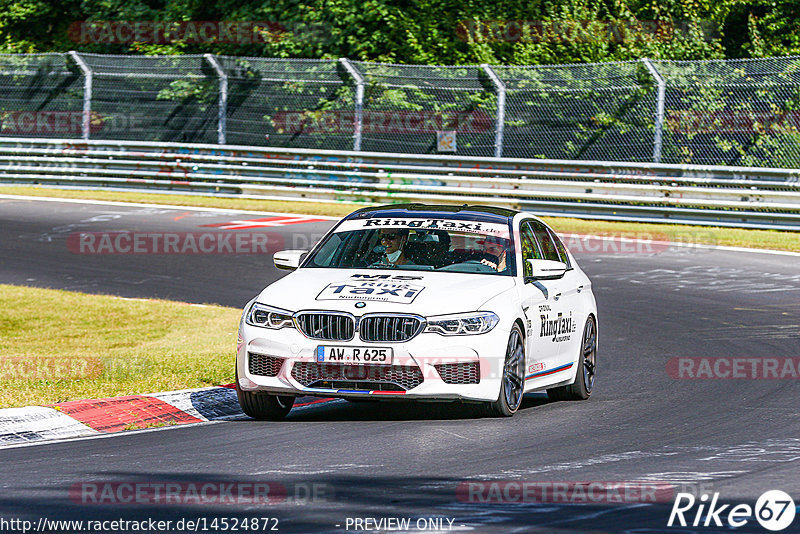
235, 370, 295, 420
487, 324, 526, 417
547, 315, 596, 401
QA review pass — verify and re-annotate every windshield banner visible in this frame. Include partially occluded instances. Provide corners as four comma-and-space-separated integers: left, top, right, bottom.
335, 218, 510, 238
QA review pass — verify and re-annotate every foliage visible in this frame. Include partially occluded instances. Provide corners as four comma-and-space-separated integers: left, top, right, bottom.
2, 1, 800, 166
0, 0, 796, 63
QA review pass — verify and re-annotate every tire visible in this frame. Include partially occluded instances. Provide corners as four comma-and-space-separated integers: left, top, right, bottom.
487, 323, 526, 417
235, 370, 295, 420
547, 315, 597, 401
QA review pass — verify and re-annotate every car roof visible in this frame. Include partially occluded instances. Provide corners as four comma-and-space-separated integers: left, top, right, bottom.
345, 203, 520, 224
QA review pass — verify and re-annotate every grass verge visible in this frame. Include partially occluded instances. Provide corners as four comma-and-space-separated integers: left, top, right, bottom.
1, 185, 798, 252
0, 284, 239, 408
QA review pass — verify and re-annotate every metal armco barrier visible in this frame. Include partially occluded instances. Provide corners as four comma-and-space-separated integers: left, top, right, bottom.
1, 138, 799, 230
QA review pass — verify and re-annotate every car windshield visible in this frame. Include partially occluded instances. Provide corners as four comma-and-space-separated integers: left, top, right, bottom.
304, 217, 516, 276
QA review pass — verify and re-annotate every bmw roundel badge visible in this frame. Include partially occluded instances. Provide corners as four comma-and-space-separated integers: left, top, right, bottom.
355, 302, 366, 309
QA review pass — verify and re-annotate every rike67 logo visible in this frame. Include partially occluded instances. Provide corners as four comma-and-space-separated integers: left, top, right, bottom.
668, 490, 796, 531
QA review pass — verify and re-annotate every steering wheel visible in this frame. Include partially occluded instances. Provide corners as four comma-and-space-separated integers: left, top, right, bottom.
461, 260, 496, 272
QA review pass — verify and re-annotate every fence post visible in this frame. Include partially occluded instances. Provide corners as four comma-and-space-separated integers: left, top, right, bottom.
204, 54, 228, 145
642, 58, 665, 164
481, 64, 506, 158
68, 51, 92, 141
339, 58, 364, 152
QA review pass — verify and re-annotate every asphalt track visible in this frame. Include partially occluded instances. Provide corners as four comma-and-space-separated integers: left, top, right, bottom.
1, 196, 799, 533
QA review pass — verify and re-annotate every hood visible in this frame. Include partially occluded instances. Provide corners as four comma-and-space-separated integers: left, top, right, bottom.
256, 268, 517, 315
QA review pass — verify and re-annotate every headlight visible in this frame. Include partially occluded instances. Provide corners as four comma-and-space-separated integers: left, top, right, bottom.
245, 303, 295, 329
424, 312, 499, 336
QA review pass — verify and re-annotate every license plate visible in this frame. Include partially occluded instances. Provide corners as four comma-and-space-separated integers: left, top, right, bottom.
316, 346, 393, 365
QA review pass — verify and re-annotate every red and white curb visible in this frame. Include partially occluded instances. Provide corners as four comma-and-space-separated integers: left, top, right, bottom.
0, 406, 102, 445
0, 385, 337, 447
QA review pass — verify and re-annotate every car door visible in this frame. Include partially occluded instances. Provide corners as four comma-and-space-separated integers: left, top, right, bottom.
517, 219, 571, 386
528, 219, 584, 367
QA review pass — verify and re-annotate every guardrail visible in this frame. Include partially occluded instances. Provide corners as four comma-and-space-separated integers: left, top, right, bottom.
1, 137, 799, 230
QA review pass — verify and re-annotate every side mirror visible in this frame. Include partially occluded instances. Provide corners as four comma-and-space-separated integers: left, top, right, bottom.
526, 259, 567, 280
274, 250, 308, 271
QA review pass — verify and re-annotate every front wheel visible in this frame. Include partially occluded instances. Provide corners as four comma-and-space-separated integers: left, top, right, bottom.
236, 370, 295, 420
487, 324, 526, 417
547, 315, 597, 401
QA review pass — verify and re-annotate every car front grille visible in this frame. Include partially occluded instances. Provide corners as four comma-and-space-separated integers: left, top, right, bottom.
294, 312, 423, 343
248, 353, 285, 377
435, 362, 480, 384
359, 315, 424, 342
291, 362, 424, 391
295, 312, 355, 341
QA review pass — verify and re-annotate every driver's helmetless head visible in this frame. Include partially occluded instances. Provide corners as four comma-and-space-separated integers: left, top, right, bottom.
478, 236, 506, 256
378, 229, 408, 254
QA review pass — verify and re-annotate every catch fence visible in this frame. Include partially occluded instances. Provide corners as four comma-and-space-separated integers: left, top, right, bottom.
2, 53, 800, 168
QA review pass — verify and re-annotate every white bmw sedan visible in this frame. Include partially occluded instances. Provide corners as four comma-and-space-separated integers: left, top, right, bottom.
236, 204, 597, 419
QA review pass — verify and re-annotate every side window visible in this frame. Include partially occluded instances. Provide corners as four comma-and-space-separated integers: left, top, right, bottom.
547, 228, 572, 268
310, 233, 342, 266
529, 220, 561, 262
519, 221, 543, 277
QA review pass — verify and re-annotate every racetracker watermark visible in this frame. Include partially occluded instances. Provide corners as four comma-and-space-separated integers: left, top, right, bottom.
667, 110, 800, 135
559, 232, 717, 255
0, 111, 146, 135
67, 232, 285, 255
456, 20, 719, 43
457, 481, 675, 504
0, 357, 102, 380
272, 111, 492, 135
667, 357, 800, 380
67, 21, 330, 44
343, 517, 456, 531
0, 517, 280, 533
69, 481, 331, 505
0, 111, 102, 136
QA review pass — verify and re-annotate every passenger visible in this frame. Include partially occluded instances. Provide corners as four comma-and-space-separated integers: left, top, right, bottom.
423, 231, 451, 268
478, 235, 509, 272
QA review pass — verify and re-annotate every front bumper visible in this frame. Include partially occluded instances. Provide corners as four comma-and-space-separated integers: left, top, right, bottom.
236, 322, 510, 402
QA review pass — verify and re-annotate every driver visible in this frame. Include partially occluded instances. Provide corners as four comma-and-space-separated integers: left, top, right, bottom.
478, 235, 509, 272
373, 228, 414, 267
